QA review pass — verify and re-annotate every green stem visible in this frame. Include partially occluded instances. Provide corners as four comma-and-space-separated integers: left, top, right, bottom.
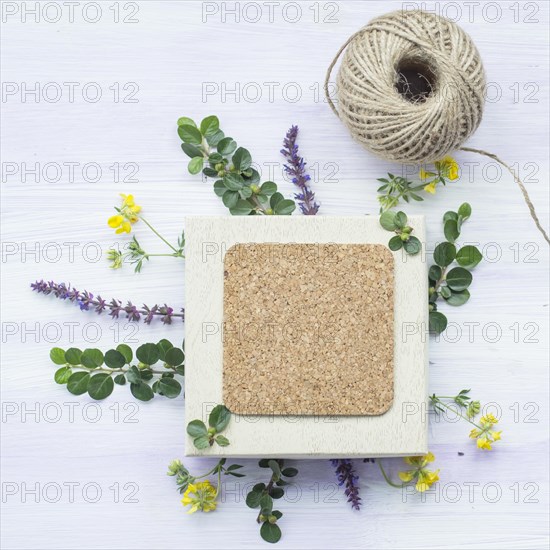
139, 216, 180, 254
433, 398, 482, 429
377, 460, 405, 489
145, 253, 183, 258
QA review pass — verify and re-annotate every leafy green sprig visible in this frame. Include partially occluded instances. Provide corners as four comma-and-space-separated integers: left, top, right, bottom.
122, 231, 185, 273
187, 405, 232, 449
430, 389, 481, 419
377, 173, 425, 211
246, 459, 298, 544
379, 210, 422, 255
177, 115, 296, 216
429, 203, 483, 333
167, 458, 244, 494
50, 340, 184, 401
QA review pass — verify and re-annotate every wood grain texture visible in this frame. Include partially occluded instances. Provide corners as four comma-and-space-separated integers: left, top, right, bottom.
1, 1, 548, 549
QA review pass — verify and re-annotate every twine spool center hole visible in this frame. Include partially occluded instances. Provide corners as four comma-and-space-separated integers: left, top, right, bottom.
395, 59, 436, 103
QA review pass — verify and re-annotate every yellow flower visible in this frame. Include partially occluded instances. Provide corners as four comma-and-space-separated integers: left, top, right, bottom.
181, 480, 218, 514
492, 431, 502, 441
399, 452, 439, 493
440, 155, 459, 180
419, 168, 430, 180
477, 437, 492, 451
424, 182, 437, 194
107, 194, 142, 234
480, 414, 499, 425
470, 414, 502, 451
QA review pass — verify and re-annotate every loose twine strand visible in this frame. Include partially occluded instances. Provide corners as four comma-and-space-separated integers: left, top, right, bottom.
324, 12, 549, 246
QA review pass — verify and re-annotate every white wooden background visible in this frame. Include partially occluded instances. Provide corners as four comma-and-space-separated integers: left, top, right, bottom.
1, 1, 548, 548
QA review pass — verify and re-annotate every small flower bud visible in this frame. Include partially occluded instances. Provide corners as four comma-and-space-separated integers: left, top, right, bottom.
268, 515, 277, 524
259, 515, 267, 522
208, 427, 216, 436
250, 185, 260, 194
265, 208, 274, 215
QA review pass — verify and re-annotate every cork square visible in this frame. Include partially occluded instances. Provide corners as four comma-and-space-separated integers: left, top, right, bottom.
222, 243, 394, 416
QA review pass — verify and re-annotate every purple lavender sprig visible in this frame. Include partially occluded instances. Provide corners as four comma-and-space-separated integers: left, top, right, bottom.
31, 280, 184, 325
331, 459, 362, 510
281, 125, 319, 215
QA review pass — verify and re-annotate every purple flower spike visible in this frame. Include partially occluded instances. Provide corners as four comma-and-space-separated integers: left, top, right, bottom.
331, 459, 362, 510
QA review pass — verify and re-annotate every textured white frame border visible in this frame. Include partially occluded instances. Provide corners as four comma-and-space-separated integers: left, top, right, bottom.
185, 216, 428, 458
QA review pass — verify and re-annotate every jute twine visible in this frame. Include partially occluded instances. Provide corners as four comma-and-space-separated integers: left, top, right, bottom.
325, 10, 549, 245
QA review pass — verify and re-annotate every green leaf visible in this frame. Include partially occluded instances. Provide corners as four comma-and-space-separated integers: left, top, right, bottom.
209, 404, 231, 432
215, 435, 230, 446
428, 265, 442, 282
223, 190, 239, 208
81, 349, 104, 369
187, 419, 208, 438
200, 115, 220, 136
394, 211, 407, 229
270, 192, 283, 209
260, 522, 282, 544
240, 186, 252, 199
429, 311, 448, 334
446, 267, 473, 291
50, 347, 66, 365
213, 180, 227, 197
246, 490, 262, 508
444, 219, 460, 243
193, 435, 211, 449
380, 211, 397, 231
54, 366, 72, 384
104, 349, 126, 369
141, 368, 153, 382
177, 117, 196, 128
229, 200, 253, 215
177, 124, 202, 144
272, 510, 283, 519
260, 181, 277, 196
114, 374, 126, 385
158, 377, 182, 398
443, 211, 458, 223
181, 142, 202, 159
270, 487, 284, 499
188, 157, 203, 175
456, 245, 482, 269
65, 348, 82, 365
260, 494, 273, 514
433, 242, 456, 267
126, 365, 141, 384
388, 236, 403, 251
445, 289, 471, 306
458, 203, 472, 219
88, 373, 114, 400
274, 199, 296, 215
244, 168, 261, 184
130, 382, 154, 401
217, 137, 237, 155
403, 236, 421, 255
268, 460, 281, 478
136, 343, 160, 365
67, 372, 90, 395
164, 347, 184, 367
282, 467, 298, 477
116, 344, 133, 364
440, 286, 451, 299
157, 339, 173, 361
224, 173, 244, 191
175, 365, 185, 376
203, 167, 218, 178
206, 129, 224, 147
232, 147, 252, 171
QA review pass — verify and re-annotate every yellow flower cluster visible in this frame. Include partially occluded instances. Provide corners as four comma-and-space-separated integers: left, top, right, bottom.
469, 414, 502, 451
398, 452, 440, 492
181, 480, 218, 513
108, 194, 142, 234
419, 155, 459, 194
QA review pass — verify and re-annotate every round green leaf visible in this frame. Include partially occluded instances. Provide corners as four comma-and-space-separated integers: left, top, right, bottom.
403, 236, 421, 255
206, 129, 224, 147
187, 419, 208, 438
260, 181, 277, 196
446, 289, 471, 306
282, 467, 298, 477
200, 115, 220, 136
443, 211, 458, 223
88, 373, 114, 400
126, 365, 141, 384
114, 374, 126, 385
141, 368, 154, 382
193, 435, 211, 449
456, 245, 482, 269
188, 157, 204, 175
268, 460, 281, 477
270, 192, 283, 209
444, 219, 459, 243
181, 142, 202, 159
158, 378, 182, 398
54, 366, 72, 384
177, 117, 196, 128
232, 147, 252, 171
394, 211, 407, 229
50, 347, 66, 365
269, 487, 284, 499
81, 349, 104, 369
429, 311, 448, 334
260, 494, 273, 514
380, 211, 397, 231
157, 339, 173, 361
440, 286, 451, 299
215, 434, 230, 446
177, 124, 202, 144
388, 236, 403, 251
458, 203, 472, 219
230, 199, 253, 216
65, 348, 82, 366
67, 372, 90, 395
446, 267, 473, 291
217, 137, 237, 155
104, 349, 126, 369
130, 382, 154, 401
274, 199, 296, 215
260, 522, 282, 544
240, 186, 252, 199
246, 490, 262, 508
428, 265, 442, 282
213, 180, 227, 197
164, 347, 184, 367
116, 344, 133, 364
209, 405, 231, 432
433, 242, 456, 267
136, 343, 160, 365
224, 173, 244, 191
222, 190, 239, 208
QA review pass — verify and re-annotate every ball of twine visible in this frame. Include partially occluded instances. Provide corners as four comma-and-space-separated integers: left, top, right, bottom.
325, 10, 486, 164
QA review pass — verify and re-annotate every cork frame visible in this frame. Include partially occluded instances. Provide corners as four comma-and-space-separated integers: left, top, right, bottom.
184, 216, 428, 458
